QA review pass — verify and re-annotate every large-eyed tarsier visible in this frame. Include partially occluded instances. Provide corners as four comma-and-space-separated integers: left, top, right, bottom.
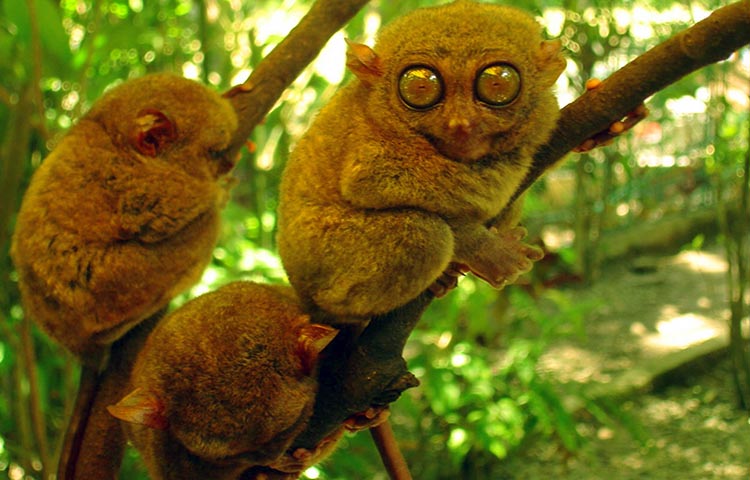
277, 0, 565, 323
11, 73, 239, 366
108, 282, 338, 480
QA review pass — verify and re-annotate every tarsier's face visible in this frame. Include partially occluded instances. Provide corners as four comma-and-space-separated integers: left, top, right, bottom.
394, 54, 525, 163
359, 1, 565, 165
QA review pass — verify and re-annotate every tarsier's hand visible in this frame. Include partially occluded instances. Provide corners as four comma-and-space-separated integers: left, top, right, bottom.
573, 78, 649, 153
466, 226, 544, 289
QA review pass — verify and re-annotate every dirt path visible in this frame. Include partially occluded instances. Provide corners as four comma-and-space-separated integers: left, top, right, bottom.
503, 248, 750, 479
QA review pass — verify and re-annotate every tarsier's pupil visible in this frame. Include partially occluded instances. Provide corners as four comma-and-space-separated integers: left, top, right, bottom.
398, 66, 443, 110
475, 63, 521, 107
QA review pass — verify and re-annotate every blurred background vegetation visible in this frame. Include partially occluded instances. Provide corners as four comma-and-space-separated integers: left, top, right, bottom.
0, 0, 748, 479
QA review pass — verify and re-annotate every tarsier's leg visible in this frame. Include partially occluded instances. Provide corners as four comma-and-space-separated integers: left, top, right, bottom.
574, 78, 649, 153
281, 205, 453, 318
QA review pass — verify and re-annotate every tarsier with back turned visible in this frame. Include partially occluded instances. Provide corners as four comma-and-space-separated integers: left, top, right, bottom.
278, 0, 565, 324
11, 73, 239, 366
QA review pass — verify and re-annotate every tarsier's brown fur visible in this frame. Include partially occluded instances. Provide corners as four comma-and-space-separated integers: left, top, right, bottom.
278, 0, 565, 322
108, 282, 337, 480
11, 73, 238, 365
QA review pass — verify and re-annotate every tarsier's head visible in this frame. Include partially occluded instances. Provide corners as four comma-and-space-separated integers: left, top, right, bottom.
84, 73, 239, 179
348, 0, 565, 164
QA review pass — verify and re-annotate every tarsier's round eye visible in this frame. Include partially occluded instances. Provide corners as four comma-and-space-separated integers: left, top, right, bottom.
398, 66, 443, 110
475, 63, 521, 107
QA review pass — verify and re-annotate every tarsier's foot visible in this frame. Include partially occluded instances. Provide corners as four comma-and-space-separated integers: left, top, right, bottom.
428, 263, 470, 298
268, 408, 390, 475
268, 427, 345, 474
573, 78, 649, 153
468, 226, 544, 289
343, 406, 390, 431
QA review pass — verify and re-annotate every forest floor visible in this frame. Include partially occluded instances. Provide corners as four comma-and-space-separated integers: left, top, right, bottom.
501, 246, 750, 479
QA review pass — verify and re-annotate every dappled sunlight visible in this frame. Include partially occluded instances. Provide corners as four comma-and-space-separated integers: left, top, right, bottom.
642, 312, 725, 351
674, 249, 728, 274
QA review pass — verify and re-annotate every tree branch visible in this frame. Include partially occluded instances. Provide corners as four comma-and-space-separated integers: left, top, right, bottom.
224, 0, 371, 156
508, 0, 750, 208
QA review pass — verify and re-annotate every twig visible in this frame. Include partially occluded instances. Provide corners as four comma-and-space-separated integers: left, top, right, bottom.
0, 85, 12, 106
25, 0, 49, 142
370, 420, 413, 480
72, 0, 103, 121
19, 316, 51, 478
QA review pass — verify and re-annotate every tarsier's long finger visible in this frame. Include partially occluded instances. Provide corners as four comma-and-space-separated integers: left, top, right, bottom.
573, 78, 649, 153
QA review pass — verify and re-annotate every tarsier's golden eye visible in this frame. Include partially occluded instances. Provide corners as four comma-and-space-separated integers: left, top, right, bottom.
475, 63, 521, 107
398, 66, 443, 110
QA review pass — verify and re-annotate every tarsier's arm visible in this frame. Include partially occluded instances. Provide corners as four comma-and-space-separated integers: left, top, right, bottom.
113, 165, 221, 243
339, 140, 511, 220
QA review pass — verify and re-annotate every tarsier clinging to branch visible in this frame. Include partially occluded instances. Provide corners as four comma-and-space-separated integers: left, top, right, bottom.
278, 0, 564, 322
108, 282, 338, 480
11, 73, 239, 367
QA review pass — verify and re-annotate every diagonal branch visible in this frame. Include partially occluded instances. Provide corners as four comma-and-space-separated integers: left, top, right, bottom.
224, 0, 371, 156
507, 0, 750, 209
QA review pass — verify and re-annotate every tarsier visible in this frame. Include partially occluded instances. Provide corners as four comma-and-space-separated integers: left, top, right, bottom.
277, 0, 564, 322
11, 73, 239, 366
108, 282, 339, 480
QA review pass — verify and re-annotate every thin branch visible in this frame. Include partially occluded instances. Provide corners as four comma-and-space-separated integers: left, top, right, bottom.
72, 0, 103, 121
19, 316, 51, 477
0, 85, 12, 107
370, 420, 413, 480
26, 0, 49, 142
224, 0, 371, 155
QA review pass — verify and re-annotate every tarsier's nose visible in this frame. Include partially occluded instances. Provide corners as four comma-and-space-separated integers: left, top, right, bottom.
448, 117, 472, 136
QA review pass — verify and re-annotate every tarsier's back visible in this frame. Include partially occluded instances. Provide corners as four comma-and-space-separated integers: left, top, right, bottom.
10, 74, 238, 364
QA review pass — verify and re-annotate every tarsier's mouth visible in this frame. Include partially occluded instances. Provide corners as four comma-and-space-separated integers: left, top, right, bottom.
422, 132, 496, 164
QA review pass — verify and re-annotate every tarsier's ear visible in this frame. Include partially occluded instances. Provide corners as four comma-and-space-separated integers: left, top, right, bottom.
296, 322, 338, 375
536, 39, 566, 87
132, 109, 177, 157
107, 387, 169, 430
345, 39, 384, 85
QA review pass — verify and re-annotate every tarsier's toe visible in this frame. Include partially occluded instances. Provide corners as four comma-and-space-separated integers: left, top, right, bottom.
344, 406, 390, 431
428, 262, 469, 297
573, 78, 649, 153
470, 229, 544, 289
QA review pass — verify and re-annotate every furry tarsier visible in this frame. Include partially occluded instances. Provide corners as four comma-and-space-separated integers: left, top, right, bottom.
278, 0, 565, 321
108, 282, 339, 480
10, 73, 238, 366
